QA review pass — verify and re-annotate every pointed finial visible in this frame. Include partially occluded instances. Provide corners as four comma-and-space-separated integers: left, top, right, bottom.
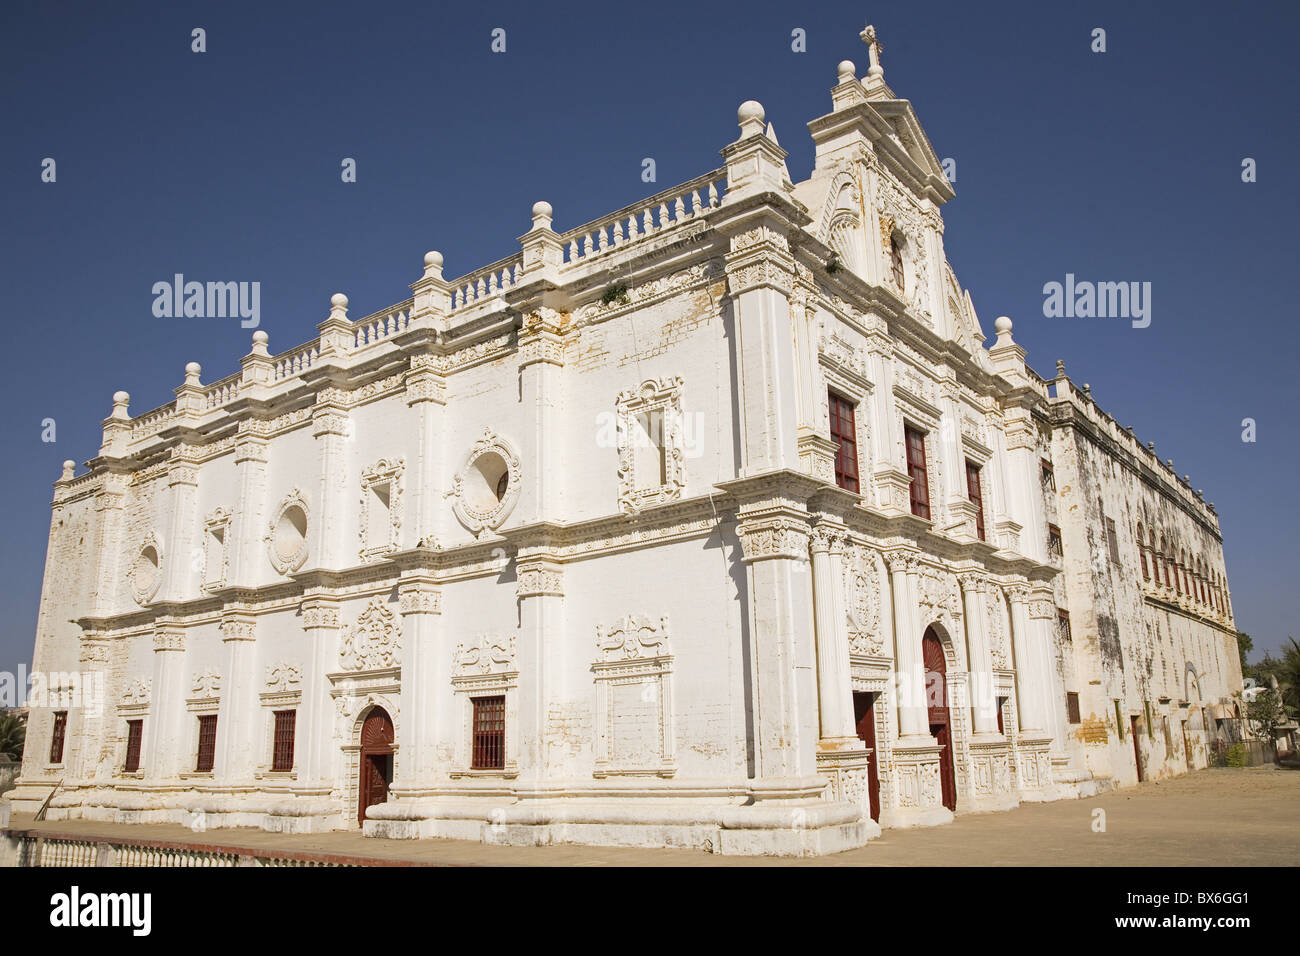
860, 23, 883, 78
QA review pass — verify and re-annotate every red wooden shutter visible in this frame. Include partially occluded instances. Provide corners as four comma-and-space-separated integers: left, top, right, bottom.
49, 711, 67, 764
471, 696, 505, 770
828, 392, 859, 493
905, 426, 930, 518
272, 710, 296, 772
965, 461, 985, 540
196, 714, 218, 772
124, 720, 143, 773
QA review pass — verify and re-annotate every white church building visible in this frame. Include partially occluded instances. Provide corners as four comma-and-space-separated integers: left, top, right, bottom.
9, 27, 1243, 855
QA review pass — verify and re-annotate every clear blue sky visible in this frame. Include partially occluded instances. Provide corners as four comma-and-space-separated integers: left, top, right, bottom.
1, 0, 1296, 673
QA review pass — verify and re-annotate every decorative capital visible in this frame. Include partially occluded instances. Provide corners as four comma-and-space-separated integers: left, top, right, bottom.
516, 559, 563, 598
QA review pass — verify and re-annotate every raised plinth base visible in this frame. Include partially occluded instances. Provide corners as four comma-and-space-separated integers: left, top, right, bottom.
966, 734, 1019, 812
1014, 734, 1057, 802
879, 738, 955, 828
364, 780, 875, 857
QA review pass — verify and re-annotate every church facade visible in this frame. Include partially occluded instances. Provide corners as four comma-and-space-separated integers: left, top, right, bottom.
9, 29, 1242, 855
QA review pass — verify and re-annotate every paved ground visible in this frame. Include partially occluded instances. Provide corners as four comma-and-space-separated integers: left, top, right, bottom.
6, 766, 1298, 866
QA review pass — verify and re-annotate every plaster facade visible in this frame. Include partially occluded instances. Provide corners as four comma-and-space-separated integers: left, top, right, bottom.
9, 28, 1240, 855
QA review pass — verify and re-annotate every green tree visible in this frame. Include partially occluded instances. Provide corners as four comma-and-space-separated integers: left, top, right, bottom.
1236, 631, 1253, 675
0, 712, 24, 760
1276, 637, 1300, 714
1247, 687, 1285, 751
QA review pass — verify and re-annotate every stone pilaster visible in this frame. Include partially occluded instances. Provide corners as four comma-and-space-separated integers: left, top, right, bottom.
146, 622, 188, 781
216, 609, 258, 782
395, 573, 442, 788
163, 454, 200, 601
809, 522, 857, 747
1006, 584, 1055, 801
230, 430, 269, 586
515, 553, 564, 781
297, 594, 342, 785
406, 354, 447, 547
959, 574, 1016, 810
882, 550, 951, 827
312, 399, 352, 571
517, 309, 565, 524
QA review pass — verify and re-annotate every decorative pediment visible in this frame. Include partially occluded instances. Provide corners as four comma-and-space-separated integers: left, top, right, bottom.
596, 615, 671, 662
191, 669, 221, 698
454, 633, 517, 675
265, 661, 302, 691
340, 599, 401, 671
120, 679, 151, 707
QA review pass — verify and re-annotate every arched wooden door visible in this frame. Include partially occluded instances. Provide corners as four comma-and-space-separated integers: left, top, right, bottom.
923, 628, 957, 811
358, 708, 394, 826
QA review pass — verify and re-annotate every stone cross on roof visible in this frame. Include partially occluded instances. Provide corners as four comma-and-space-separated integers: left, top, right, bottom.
860, 23, 884, 79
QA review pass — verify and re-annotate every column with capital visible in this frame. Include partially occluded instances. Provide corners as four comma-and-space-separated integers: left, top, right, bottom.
960, 576, 1000, 737
1005, 584, 1056, 800
145, 623, 188, 782
395, 572, 442, 789
297, 594, 342, 788
961, 575, 1018, 810
809, 523, 857, 746
215, 609, 258, 782
810, 523, 880, 837
515, 553, 564, 781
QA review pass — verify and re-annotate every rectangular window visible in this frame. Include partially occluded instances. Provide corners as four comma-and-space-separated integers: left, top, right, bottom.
1114, 700, 1125, 740
1057, 609, 1072, 642
124, 720, 144, 773
828, 392, 859, 493
195, 714, 218, 773
633, 409, 667, 490
965, 460, 985, 540
471, 695, 505, 770
1040, 458, 1055, 492
272, 710, 296, 772
1066, 692, 1081, 724
1106, 517, 1120, 564
1047, 524, 1063, 560
49, 710, 67, 764
904, 425, 930, 519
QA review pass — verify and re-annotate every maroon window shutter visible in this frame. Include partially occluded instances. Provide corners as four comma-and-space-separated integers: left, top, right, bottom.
965, 461, 985, 541
196, 714, 218, 772
49, 711, 67, 764
828, 391, 859, 493
124, 720, 143, 773
905, 426, 930, 519
471, 696, 505, 770
272, 710, 296, 772
1066, 692, 1081, 724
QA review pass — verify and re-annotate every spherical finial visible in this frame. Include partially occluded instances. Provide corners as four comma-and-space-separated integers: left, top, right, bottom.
994, 315, 1013, 335
185, 361, 201, 375
113, 390, 130, 405
532, 201, 553, 219
61, 460, 76, 480
330, 293, 348, 309
738, 100, 765, 125
252, 330, 269, 346
424, 250, 443, 269
837, 60, 856, 83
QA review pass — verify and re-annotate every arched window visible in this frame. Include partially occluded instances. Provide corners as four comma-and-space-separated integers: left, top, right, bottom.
1162, 536, 1173, 588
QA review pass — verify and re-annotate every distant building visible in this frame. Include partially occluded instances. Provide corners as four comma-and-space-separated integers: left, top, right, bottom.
8, 27, 1241, 855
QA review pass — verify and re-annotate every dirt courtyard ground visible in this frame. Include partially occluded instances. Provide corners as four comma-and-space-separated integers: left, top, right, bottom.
6, 766, 1297, 866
